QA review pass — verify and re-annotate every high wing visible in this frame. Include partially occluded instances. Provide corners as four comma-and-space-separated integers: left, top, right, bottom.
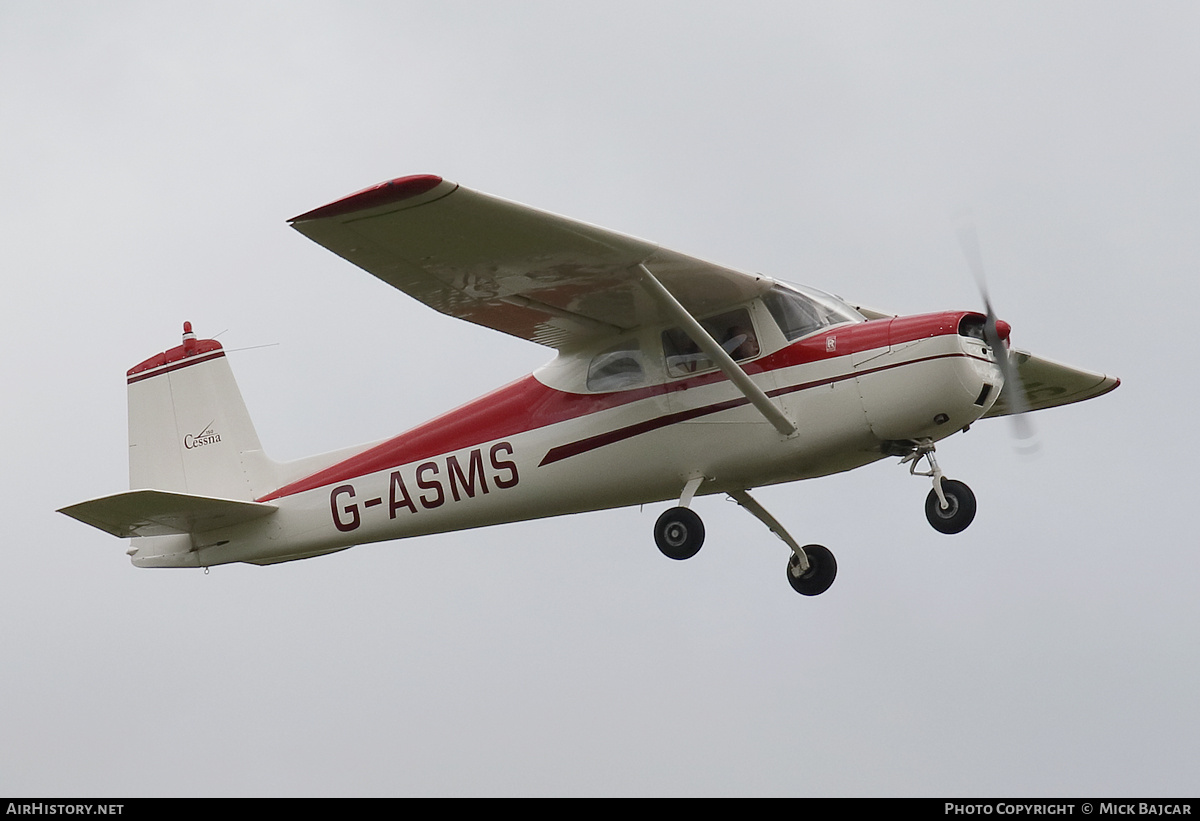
289, 175, 771, 349
982, 350, 1119, 417
289, 175, 1119, 416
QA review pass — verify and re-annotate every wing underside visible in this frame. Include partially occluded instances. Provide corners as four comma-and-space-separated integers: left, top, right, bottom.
289, 175, 770, 349
984, 350, 1119, 417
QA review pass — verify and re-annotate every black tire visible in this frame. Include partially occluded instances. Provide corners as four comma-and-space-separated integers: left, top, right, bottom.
654, 507, 705, 560
925, 479, 977, 534
786, 544, 837, 596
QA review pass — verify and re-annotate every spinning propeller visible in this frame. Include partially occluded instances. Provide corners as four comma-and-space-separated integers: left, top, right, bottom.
955, 214, 1040, 455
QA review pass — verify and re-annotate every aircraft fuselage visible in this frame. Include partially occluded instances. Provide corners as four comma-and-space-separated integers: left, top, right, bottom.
134, 309, 1000, 567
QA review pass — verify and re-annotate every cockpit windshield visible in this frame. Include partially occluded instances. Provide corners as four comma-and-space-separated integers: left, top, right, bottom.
763, 284, 865, 342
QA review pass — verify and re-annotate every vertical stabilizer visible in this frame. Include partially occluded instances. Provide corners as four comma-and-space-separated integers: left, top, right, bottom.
126, 323, 276, 500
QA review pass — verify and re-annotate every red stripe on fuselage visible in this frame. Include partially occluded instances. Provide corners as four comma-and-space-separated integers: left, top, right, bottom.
539, 350, 988, 466
256, 375, 628, 501
256, 311, 982, 501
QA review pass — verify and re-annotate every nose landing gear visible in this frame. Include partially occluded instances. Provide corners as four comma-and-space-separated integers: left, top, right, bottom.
899, 439, 977, 534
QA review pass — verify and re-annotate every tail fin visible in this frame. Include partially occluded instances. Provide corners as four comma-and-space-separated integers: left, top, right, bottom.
126, 322, 277, 499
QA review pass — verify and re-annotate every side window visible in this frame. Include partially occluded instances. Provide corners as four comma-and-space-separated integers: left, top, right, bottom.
587, 339, 646, 391
662, 308, 759, 378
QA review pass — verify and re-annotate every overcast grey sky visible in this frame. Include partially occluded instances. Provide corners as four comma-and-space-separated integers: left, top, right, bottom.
2, 1, 1197, 797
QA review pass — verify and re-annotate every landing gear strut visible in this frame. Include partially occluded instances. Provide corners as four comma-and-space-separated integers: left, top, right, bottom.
651, 482, 837, 596
730, 489, 836, 596
899, 439, 977, 534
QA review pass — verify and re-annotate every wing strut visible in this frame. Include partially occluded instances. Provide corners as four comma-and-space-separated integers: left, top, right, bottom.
632, 264, 796, 437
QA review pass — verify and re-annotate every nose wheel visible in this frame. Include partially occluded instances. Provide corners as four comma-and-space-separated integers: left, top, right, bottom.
925, 478, 976, 534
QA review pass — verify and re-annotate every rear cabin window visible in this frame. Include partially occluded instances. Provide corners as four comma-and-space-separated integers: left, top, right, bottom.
662, 307, 760, 378
586, 339, 646, 392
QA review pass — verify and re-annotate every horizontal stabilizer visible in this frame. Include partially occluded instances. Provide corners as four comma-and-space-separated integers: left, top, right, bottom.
58, 490, 277, 538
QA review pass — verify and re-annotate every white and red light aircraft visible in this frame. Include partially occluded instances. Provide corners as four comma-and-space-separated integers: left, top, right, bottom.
59, 175, 1119, 595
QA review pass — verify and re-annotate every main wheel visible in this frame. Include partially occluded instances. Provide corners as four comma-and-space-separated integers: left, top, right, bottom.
786, 544, 837, 596
654, 507, 705, 560
925, 479, 977, 534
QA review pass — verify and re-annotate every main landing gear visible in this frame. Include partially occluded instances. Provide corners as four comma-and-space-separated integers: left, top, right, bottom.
654, 441, 978, 595
653, 478, 837, 597
654, 507, 705, 560
899, 439, 977, 535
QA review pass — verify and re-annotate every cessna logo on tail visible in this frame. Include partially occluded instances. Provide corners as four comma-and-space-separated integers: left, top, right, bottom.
184, 422, 222, 449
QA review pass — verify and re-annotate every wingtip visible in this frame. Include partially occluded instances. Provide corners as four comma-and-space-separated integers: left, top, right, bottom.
289, 174, 446, 222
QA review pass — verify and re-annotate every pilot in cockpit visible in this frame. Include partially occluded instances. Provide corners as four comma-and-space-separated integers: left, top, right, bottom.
724, 324, 759, 360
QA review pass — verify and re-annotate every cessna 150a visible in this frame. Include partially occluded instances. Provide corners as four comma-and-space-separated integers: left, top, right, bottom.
59, 175, 1119, 595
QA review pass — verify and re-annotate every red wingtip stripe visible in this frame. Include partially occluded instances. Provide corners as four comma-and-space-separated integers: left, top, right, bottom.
289, 174, 446, 222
